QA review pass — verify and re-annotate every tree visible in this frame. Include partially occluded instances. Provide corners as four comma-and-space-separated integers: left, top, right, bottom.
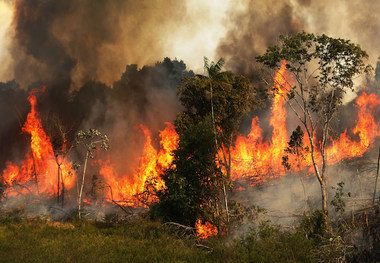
75, 129, 110, 219
257, 32, 372, 215
178, 58, 261, 224
152, 117, 222, 226
43, 113, 73, 206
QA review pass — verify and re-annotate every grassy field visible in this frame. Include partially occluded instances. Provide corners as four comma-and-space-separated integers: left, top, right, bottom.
0, 215, 318, 263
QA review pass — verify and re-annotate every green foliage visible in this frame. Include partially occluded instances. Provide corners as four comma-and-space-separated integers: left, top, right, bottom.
257, 32, 371, 214
238, 221, 316, 263
153, 58, 262, 228
0, 217, 321, 263
300, 209, 328, 240
257, 32, 372, 129
179, 60, 259, 149
257, 31, 372, 127
0, 218, 207, 263
3, 216, 368, 262
331, 181, 351, 214
203, 57, 225, 78
282, 125, 309, 170
151, 117, 222, 226
75, 129, 110, 159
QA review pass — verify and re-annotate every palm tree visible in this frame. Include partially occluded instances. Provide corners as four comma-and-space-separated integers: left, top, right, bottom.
202, 57, 230, 224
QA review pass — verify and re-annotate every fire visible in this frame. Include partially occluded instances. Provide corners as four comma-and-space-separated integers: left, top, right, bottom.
195, 219, 218, 239
230, 61, 292, 183
229, 62, 380, 184
1, 87, 76, 198
0, 87, 179, 206
99, 122, 179, 205
1, 63, 379, 213
325, 92, 379, 163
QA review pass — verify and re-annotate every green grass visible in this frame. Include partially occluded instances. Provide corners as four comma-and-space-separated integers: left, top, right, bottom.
0, 216, 317, 263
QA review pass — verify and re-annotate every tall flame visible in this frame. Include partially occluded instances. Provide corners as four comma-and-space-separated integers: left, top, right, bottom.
230, 62, 380, 184
230, 61, 292, 183
99, 122, 179, 205
2, 87, 75, 198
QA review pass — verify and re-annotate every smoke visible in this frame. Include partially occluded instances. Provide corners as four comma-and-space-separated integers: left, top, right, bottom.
79, 59, 193, 177
217, 0, 380, 76
233, 151, 378, 226
217, 0, 301, 77
6, 0, 185, 88
0, 1, 13, 81
0, 0, 233, 88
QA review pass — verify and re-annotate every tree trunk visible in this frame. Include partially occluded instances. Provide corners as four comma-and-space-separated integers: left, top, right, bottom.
209, 80, 230, 226
57, 164, 61, 204
321, 181, 328, 214
373, 145, 380, 205
78, 151, 89, 219
222, 182, 229, 225
33, 159, 39, 194
61, 169, 65, 207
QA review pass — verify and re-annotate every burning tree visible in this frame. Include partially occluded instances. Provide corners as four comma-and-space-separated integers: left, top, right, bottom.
257, 32, 372, 215
43, 113, 73, 206
153, 58, 261, 228
75, 129, 110, 219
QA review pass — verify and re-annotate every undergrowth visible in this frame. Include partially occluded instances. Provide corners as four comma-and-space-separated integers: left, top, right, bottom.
0, 208, 375, 262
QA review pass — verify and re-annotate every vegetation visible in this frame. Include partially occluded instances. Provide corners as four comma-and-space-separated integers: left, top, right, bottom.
74, 129, 110, 219
2, 210, 378, 262
151, 117, 222, 227
160, 57, 262, 227
0, 215, 318, 263
179, 57, 260, 182
257, 32, 372, 215
1, 33, 379, 262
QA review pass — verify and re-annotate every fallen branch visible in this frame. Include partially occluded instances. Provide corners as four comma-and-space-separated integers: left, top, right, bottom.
111, 200, 133, 215
196, 243, 214, 253
164, 222, 195, 232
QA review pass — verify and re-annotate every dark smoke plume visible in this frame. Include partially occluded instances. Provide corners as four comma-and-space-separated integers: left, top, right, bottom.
10, 0, 187, 88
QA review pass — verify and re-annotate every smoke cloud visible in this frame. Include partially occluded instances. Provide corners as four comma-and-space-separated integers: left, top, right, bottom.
0, 0, 232, 88
217, 0, 380, 76
0, 1, 13, 81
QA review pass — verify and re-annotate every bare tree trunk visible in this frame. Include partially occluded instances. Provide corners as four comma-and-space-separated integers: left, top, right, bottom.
373, 146, 380, 205
33, 159, 39, 194
228, 138, 232, 180
57, 164, 61, 204
61, 172, 65, 206
321, 181, 328, 214
61, 170, 65, 207
222, 182, 229, 225
78, 151, 89, 219
209, 80, 230, 226
305, 126, 329, 215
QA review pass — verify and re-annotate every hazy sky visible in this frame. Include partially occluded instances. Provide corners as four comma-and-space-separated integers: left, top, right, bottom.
0, 0, 378, 88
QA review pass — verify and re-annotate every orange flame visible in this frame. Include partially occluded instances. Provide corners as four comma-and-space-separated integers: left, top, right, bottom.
1, 62, 379, 212
2, 87, 76, 198
99, 122, 178, 205
195, 219, 218, 239
230, 62, 380, 184
230, 61, 292, 183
